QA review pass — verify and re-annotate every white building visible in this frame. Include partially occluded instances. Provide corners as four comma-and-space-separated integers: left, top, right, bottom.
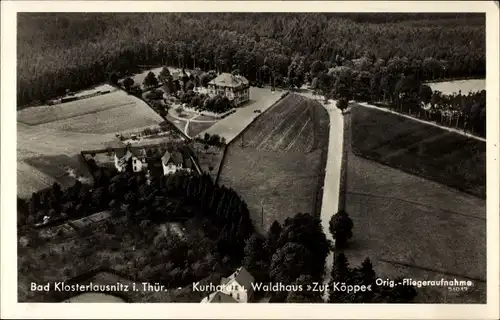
161, 150, 185, 175
200, 291, 238, 303
207, 73, 250, 106
114, 147, 147, 173
200, 267, 255, 303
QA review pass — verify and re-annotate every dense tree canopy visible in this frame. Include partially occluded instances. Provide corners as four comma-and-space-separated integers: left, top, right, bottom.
285, 274, 324, 303
328, 253, 417, 303
18, 13, 484, 107
18, 168, 254, 262
277, 213, 330, 281
243, 234, 271, 282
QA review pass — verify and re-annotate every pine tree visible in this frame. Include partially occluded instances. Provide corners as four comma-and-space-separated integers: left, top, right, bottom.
352, 257, 376, 302
329, 253, 351, 303
266, 220, 282, 254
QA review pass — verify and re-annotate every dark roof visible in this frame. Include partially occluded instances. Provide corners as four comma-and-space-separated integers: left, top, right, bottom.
204, 291, 238, 303
115, 148, 132, 159
191, 68, 204, 77
161, 150, 184, 166
108, 140, 127, 154
221, 267, 254, 294
115, 146, 144, 159
208, 73, 249, 88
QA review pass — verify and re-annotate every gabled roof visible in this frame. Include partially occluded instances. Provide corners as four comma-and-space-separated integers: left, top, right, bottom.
208, 73, 249, 88
161, 150, 184, 166
191, 68, 204, 77
221, 267, 254, 293
202, 291, 238, 303
115, 146, 144, 160
137, 148, 147, 158
115, 149, 133, 160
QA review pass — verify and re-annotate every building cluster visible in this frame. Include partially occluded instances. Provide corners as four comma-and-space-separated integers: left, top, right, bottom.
113, 145, 192, 176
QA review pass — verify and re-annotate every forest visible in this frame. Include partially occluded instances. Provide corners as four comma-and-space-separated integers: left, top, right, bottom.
17, 13, 485, 107
18, 169, 255, 262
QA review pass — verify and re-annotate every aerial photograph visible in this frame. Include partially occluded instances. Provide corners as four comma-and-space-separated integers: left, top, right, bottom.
16, 12, 486, 304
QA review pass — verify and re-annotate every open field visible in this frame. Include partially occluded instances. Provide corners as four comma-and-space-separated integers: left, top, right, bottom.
35, 104, 162, 135
19, 91, 163, 134
23, 154, 92, 187
17, 161, 57, 198
200, 87, 283, 142
350, 106, 486, 198
426, 78, 485, 95
17, 90, 165, 197
238, 94, 315, 152
345, 106, 486, 302
218, 93, 329, 233
187, 121, 214, 137
344, 154, 486, 303
17, 127, 109, 198
19, 90, 139, 125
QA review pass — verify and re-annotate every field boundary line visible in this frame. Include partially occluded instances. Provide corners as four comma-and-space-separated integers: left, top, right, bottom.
312, 105, 330, 220
337, 109, 351, 212
256, 99, 306, 150
109, 83, 191, 140
378, 258, 486, 283
379, 131, 452, 162
226, 91, 290, 146
423, 76, 485, 84
215, 92, 290, 185
285, 118, 311, 151
350, 150, 486, 200
357, 102, 486, 142
268, 106, 311, 151
347, 191, 485, 221
214, 144, 229, 185
244, 93, 299, 145
109, 84, 202, 175
18, 101, 136, 126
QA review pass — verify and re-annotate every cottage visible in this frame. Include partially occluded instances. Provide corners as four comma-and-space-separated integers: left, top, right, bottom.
219, 267, 255, 302
200, 291, 238, 303
208, 73, 250, 106
199, 267, 255, 303
114, 147, 147, 173
161, 150, 185, 175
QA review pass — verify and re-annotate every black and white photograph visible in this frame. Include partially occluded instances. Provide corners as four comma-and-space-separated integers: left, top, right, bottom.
1, 1, 499, 319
